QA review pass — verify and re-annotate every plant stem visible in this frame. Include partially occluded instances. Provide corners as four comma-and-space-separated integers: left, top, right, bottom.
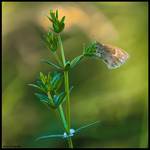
53, 52, 63, 67
58, 105, 73, 148
58, 34, 66, 66
64, 71, 73, 148
64, 71, 71, 130
67, 137, 73, 148
58, 105, 68, 130
58, 34, 73, 148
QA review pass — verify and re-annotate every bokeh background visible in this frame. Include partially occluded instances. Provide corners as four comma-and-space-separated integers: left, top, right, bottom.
2, 2, 148, 148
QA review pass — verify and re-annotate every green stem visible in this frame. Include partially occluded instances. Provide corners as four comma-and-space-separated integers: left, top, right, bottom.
58, 34, 66, 66
64, 71, 73, 148
68, 137, 73, 148
58, 105, 68, 130
58, 34, 73, 148
58, 105, 73, 148
64, 71, 71, 130
53, 52, 63, 67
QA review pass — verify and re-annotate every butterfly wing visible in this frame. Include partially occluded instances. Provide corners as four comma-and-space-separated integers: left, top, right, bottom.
96, 43, 129, 69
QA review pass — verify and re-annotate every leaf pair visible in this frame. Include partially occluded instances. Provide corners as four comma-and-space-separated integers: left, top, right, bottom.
62, 55, 85, 71
67, 42, 98, 70
41, 59, 62, 70
41, 55, 84, 71
35, 120, 100, 141
48, 10, 65, 33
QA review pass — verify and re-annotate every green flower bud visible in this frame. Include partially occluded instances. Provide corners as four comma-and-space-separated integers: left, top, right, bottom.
48, 9, 66, 33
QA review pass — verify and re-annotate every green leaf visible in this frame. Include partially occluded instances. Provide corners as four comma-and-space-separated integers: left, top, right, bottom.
50, 10, 56, 22
53, 92, 66, 106
76, 120, 101, 133
36, 80, 47, 93
59, 23, 65, 33
28, 83, 44, 91
53, 23, 60, 33
40, 72, 46, 84
35, 134, 63, 141
56, 10, 58, 19
47, 16, 53, 23
51, 72, 63, 91
60, 16, 65, 24
48, 9, 66, 33
70, 55, 84, 68
35, 93, 56, 108
64, 61, 70, 71
40, 59, 62, 70
43, 31, 59, 52
35, 93, 50, 104
47, 72, 51, 83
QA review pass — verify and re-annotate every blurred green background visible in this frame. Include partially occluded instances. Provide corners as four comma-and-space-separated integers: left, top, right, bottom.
2, 2, 148, 148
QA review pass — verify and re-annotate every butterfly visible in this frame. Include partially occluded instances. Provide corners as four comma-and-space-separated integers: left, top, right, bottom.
95, 42, 129, 69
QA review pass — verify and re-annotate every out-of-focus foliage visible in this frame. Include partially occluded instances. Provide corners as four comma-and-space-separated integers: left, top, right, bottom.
2, 2, 148, 148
